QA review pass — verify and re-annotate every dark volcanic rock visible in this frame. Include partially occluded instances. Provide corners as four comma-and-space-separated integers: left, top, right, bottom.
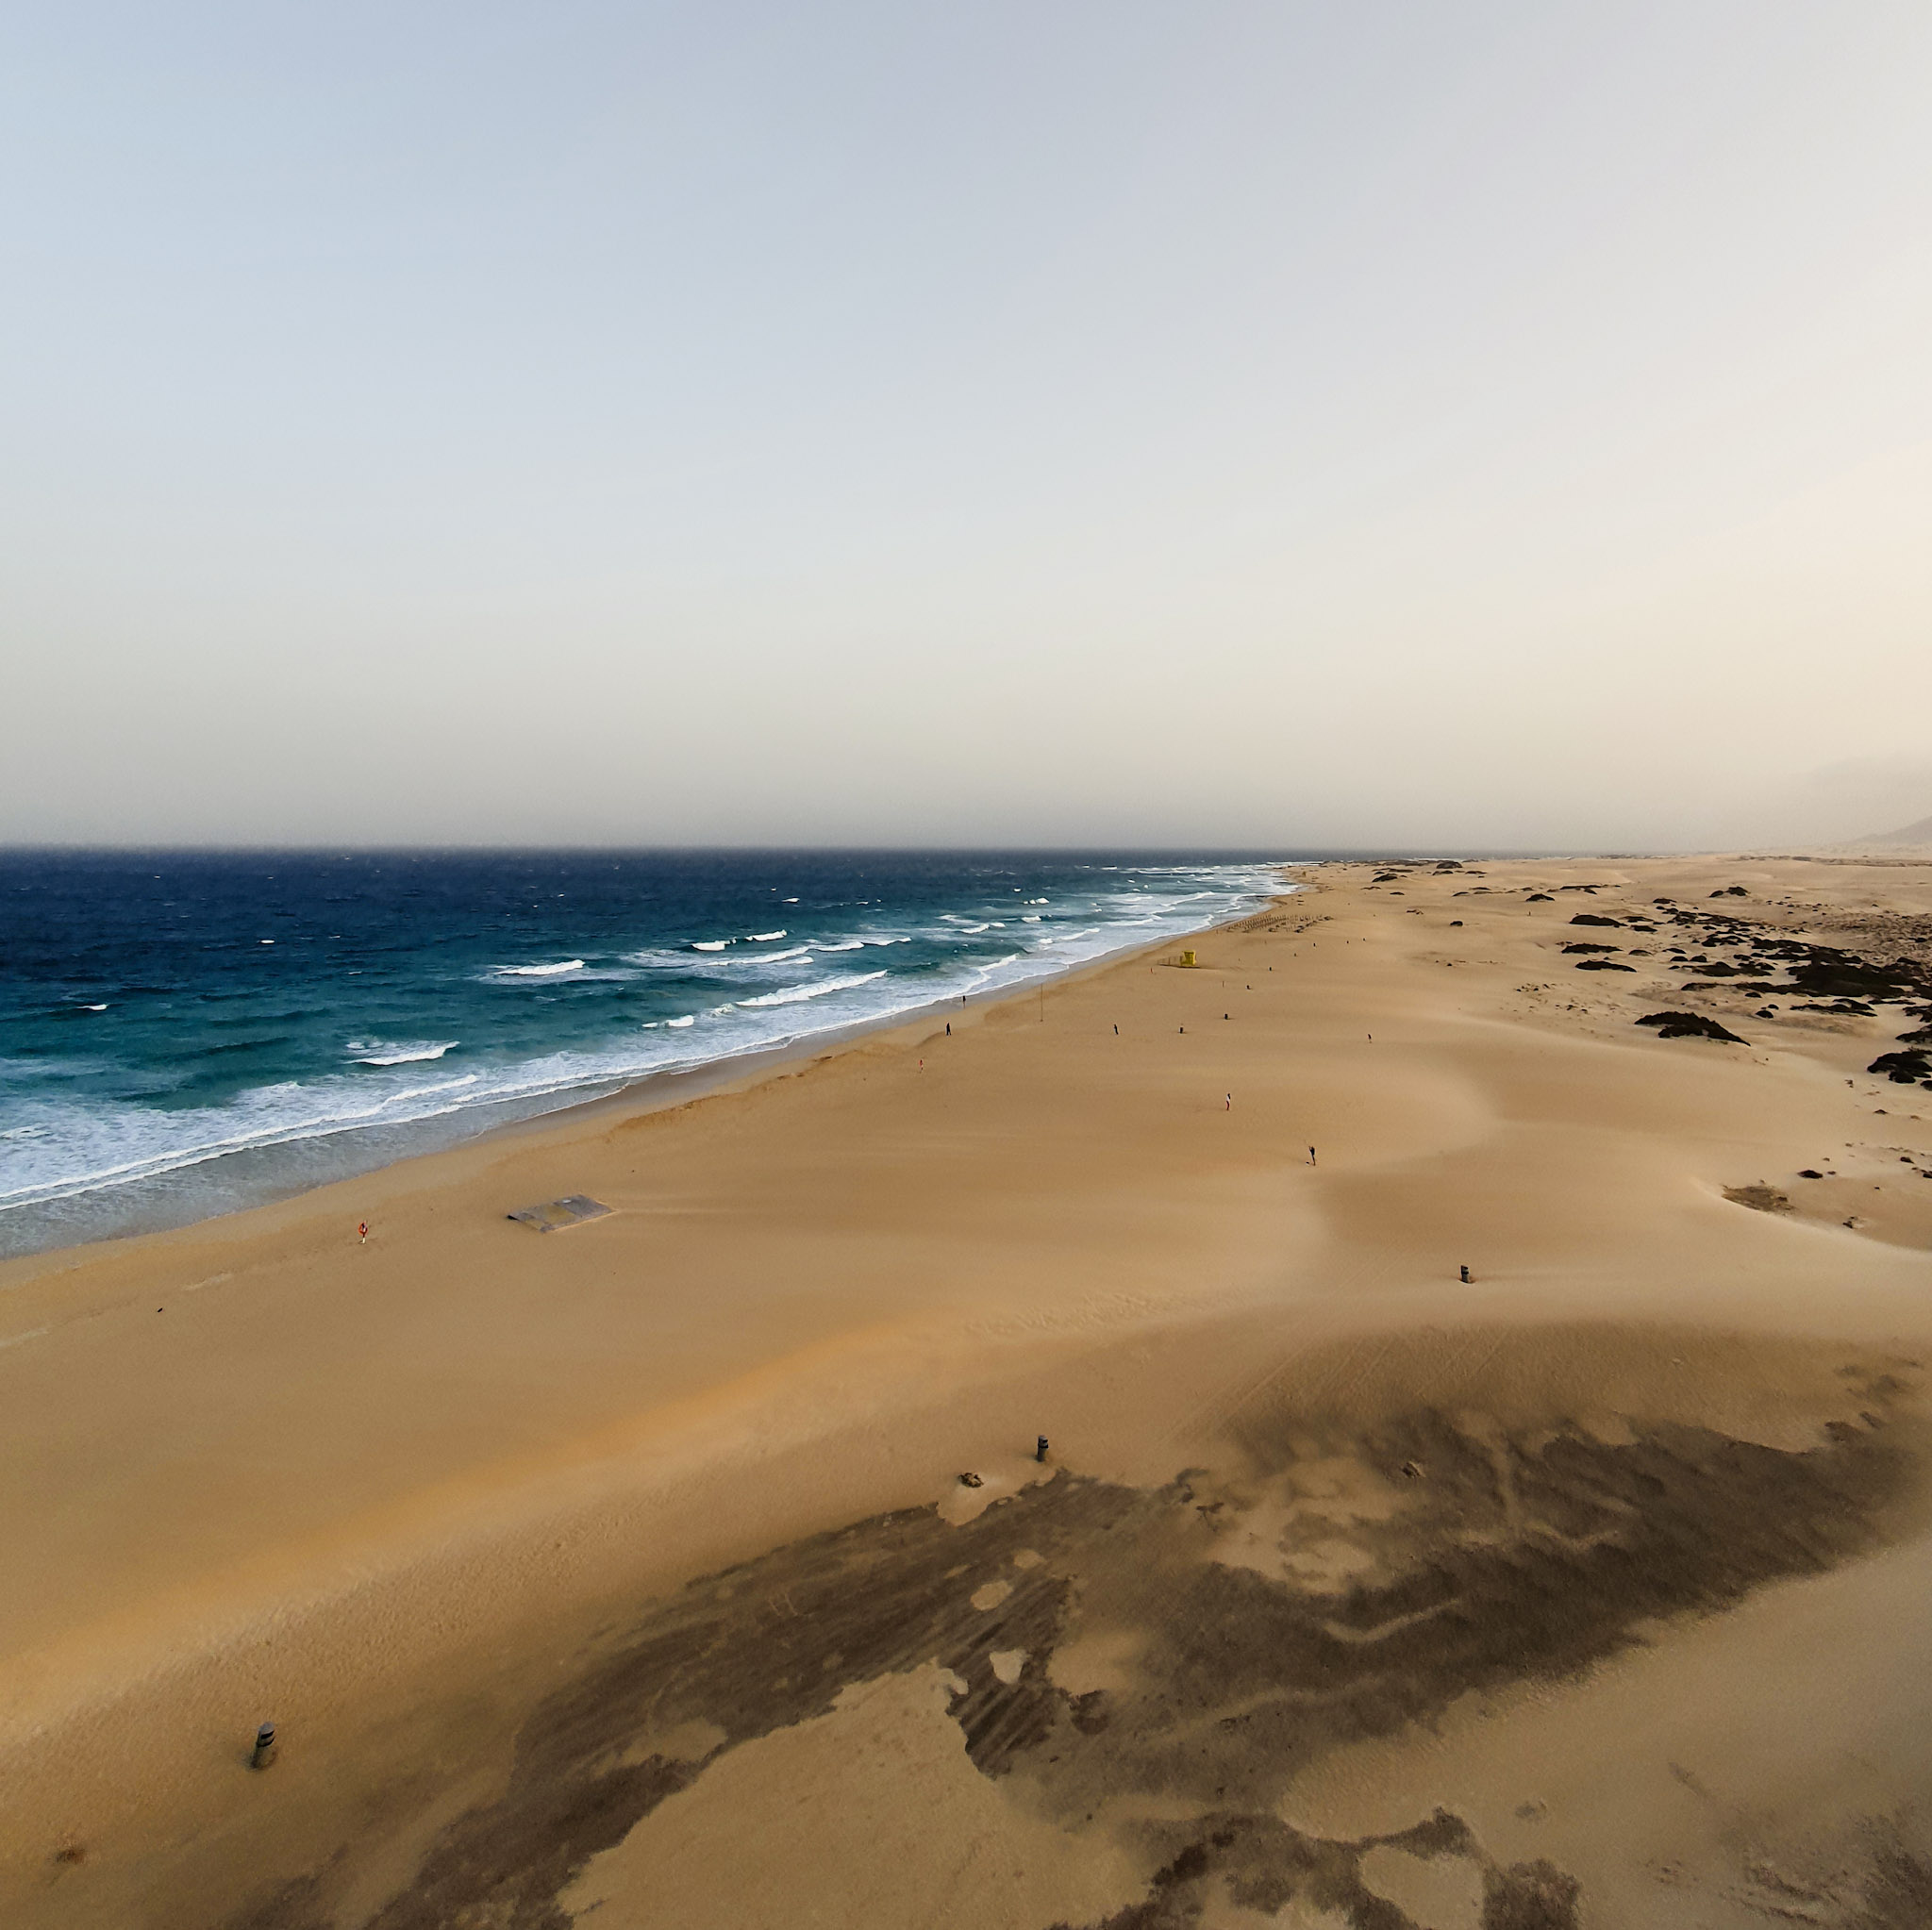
1637, 1012, 1746, 1043
1569, 914, 1622, 928
1576, 960, 1636, 973
1561, 943, 1619, 955
1868, 1050, 1932, 1086
1786, 952, 1926, 1004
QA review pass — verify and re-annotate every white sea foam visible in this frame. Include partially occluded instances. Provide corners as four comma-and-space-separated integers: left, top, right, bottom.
665, 1015, 696, 1027
0, 1069, 479, 1211
967, 952, 1024, 987
691, 940, 730, 952
814, 940, 865, 953
749, 930, 787, 941
349, 1041, 458, 1067
737, 970, 888, 1008
623, 946, 725, 972
385, 1073, 481, 1106
498, 959, 585, 977
730, 945, 810, 964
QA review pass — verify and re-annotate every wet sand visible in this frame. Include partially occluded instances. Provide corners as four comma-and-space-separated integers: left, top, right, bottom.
5, 855, 1932, 1928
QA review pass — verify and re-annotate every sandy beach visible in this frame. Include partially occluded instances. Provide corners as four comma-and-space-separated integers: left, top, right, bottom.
6, 853, 1932, 1930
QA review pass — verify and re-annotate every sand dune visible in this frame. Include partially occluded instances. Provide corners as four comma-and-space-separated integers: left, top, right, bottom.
4, 854, 1931, 1928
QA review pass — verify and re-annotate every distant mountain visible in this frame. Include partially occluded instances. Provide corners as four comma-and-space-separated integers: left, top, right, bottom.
1813, 810, 1932, 857
1861, 812, 1932, 846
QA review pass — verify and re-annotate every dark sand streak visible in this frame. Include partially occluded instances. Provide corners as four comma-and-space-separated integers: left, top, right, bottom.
228, 1363, 1926, 1930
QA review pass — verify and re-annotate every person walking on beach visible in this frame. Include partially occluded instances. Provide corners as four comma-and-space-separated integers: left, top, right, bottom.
358, 1220, 368, 1244
1308, 1147, 1317, 1166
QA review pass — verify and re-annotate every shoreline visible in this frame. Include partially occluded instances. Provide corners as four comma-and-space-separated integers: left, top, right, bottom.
0, 885, 1291, 1264
6, 850, 1931, 1928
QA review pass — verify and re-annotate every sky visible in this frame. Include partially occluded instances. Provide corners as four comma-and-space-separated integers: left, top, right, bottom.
3, 3, 1929, 852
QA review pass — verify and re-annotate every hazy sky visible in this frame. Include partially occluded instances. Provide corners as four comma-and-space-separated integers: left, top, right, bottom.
4, 3, 1929, 850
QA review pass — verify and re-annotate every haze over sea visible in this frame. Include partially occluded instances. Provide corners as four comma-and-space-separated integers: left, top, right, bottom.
0, 849, 1285, 1256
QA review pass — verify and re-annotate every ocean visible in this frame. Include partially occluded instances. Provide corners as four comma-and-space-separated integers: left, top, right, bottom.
0, 849, 1288, 1256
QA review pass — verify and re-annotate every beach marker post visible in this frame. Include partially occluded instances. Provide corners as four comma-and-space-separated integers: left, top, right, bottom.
1459, 1265, 1472, 1284
250, 1721, 277, 1770
1035, 1435, 1049, 1464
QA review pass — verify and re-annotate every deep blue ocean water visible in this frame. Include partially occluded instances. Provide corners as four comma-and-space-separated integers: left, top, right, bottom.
0, 850, 1287, 1255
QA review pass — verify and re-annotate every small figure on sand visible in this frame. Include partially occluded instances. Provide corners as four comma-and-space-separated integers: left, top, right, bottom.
1224, 1093, 1232, 1110
358, 1221, 368, 1244
1308, 1147, 1317, 1166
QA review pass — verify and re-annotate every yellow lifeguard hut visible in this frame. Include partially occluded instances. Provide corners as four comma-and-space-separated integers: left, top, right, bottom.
1179, 949, 1198, 968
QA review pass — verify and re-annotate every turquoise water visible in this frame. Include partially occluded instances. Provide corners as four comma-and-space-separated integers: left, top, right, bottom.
0, 849, 1288, 1254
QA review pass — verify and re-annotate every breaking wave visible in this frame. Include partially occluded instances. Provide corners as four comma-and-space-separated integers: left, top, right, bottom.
736, 970, 890, 1008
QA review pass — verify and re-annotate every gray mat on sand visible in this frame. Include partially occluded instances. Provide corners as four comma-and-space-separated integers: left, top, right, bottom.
506, 1194, 613, 1232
